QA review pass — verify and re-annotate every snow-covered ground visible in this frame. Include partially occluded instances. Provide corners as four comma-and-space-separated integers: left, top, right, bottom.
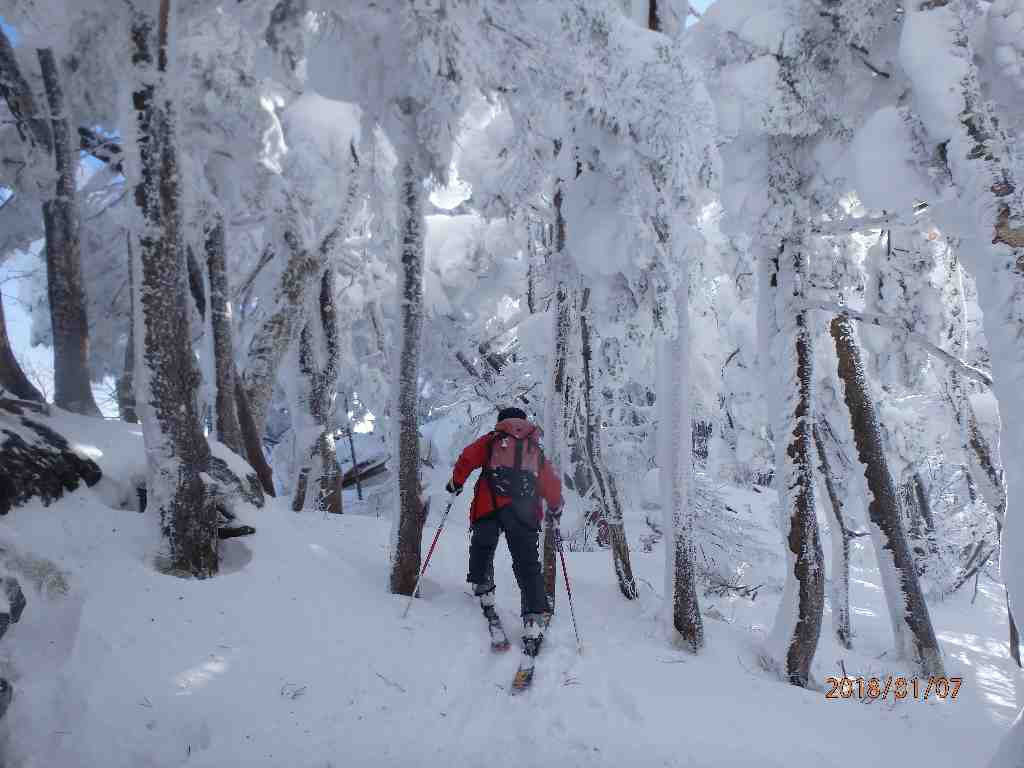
0, 422, 1018, 767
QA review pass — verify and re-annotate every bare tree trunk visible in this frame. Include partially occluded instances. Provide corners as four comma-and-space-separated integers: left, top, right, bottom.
204, 214, 243, 454
131, 1, 218, 577
233, 367, 274, 495
38, 49, 100, 417
579, 287, 638, 600
763, 233, 824, 688
813, 419, 853, 649
389, 149, 427, 595
0, 293, 44, 402
831, 314, 944, 676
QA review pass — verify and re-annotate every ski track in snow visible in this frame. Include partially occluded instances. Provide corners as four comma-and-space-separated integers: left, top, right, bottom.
0, 470, 1018, 768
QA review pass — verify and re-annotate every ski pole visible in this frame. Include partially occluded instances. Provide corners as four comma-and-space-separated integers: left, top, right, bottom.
553, 526, 583, 654
402, 496, 455, 618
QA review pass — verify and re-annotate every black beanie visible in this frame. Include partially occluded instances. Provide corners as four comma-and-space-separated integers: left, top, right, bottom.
497, 407, 527, 422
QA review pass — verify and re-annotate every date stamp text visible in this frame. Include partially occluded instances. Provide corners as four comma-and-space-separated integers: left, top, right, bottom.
825, 676, 961, 702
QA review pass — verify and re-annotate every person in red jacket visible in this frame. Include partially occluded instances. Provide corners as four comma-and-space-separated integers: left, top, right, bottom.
446, 407, 562, 655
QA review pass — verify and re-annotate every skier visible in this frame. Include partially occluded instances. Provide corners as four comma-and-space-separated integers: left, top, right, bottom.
446, 406, 562, 656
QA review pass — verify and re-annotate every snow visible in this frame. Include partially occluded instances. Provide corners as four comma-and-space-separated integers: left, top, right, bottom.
0, 418, 1017, 766
899, 7, 969, 145
847, 107, 935, 212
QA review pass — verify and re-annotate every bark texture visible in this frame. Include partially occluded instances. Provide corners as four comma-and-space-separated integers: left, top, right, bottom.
0, 28, 51, 154
579, 288, 638, 600
813, 419, 853, 649
389, 151, 427, 595
204, 214, 243, 455
117, 246, 138, 423
541, 185, 571, 611
764, 235, 824, 688
0, 396, 101, 515
831, 315, 944, 676
38, 49, 100, 417
291, 269, 343, 515
131, 2, 219, 577
0, 294, 44, 403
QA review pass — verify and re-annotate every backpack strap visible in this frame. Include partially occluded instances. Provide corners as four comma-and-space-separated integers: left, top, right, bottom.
485, 431, 500, 510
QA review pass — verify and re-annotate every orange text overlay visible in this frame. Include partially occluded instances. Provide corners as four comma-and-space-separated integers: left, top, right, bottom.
825, 676, 961, 702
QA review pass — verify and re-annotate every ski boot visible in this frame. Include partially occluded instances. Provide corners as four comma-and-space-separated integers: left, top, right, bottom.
521, 613, 545, 657
476, 584, 510, 651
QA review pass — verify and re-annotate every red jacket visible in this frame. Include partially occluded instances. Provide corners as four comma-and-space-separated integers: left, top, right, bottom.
452, 418, 562, 524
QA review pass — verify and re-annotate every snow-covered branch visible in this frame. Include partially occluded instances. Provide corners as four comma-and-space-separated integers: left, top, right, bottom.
802, 300, 993, 387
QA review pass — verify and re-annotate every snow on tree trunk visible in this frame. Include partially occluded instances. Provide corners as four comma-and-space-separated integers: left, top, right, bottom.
830, 314, 944, 675
234, 367, 274, 496
38, 49, 100, 418
579, 287, 638, 601
0, 27, 51, 156
762, 235, 824, 688
204, 213, 243, 455
389, 150, 427, 596
542, 183, 573, 610
242, 141, 360, 438
130, 1, 219, 577
813, 419, 853, 649
290, 269, 342, 515
902, 1, 1024, 713
655, 276, 703, 650
0, 294, 44, 403
117, 247, 138, 423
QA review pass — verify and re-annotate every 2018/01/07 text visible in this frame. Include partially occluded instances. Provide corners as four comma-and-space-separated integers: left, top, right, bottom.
825, 676, 961, 702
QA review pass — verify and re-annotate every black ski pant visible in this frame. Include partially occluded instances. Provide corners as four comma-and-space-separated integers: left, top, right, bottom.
466, 504, 548, 617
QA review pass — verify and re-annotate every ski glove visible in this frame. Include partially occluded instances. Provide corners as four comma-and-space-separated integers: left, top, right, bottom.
546, 504, 563, 523
446, 479, 463, 495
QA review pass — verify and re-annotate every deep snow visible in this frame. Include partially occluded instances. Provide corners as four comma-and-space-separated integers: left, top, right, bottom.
0, 420, 1019, 767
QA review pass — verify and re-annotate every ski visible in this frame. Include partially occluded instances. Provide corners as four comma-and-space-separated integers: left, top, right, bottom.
484, 606, 511, 652
509, 613, 552, 694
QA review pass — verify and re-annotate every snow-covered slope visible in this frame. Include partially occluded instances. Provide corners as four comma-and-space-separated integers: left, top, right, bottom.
1, 466, 1017, 767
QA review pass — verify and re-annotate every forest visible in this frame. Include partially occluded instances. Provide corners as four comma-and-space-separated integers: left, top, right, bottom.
1, 0, 1024, 765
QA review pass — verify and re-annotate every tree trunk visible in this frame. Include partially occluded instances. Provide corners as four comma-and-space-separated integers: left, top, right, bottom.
242, 141, 359, 438
579, 287, 638, 600
233, 368, 274, 495
830, 314, 944, 675
389, 150, 427, 595
542, 184, 572, 611
0, 27, 51, 155
813, 419, 853, 649
0, 293, 44, 403
131, 1, 218, 577
117, 244, 138, 422
38, 49, 100, 417
291, 269, 342, 515
763, 234, 824, 688
204, 214, 243, 454
656, 279, 703, 650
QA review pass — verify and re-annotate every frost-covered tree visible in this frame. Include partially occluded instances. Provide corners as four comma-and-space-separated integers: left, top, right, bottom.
129, 0, 220, 576
0, 27, 100, 416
